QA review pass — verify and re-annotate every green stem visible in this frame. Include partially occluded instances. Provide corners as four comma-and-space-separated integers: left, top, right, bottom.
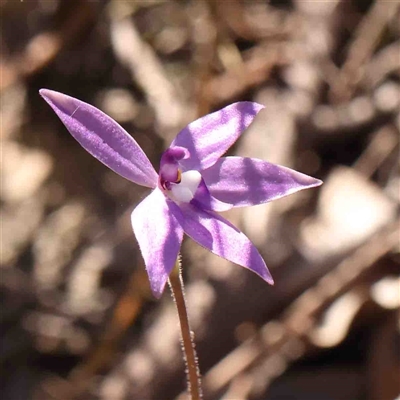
168, 258, 202, 400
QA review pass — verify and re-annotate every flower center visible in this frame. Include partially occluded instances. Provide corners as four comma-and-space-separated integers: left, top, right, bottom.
168, 170, 202, 203
159, 146, 201, 203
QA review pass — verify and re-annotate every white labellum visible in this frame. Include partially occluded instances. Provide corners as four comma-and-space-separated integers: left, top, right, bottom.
169, 170, 201, 203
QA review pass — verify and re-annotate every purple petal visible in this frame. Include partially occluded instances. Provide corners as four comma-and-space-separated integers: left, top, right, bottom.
40, 89, 158, 188
202, 157, 323, 207
190, 179, 233, 212
131, 189, 184, 298
179, 204, 273, 285
171, 102, 264, 171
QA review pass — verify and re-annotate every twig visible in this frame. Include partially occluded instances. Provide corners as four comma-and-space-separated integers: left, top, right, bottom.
330, 1, 400, 102
108, 8, 187, 140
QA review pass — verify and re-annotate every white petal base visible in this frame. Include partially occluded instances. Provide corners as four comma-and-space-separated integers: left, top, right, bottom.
170, 170, 201, 203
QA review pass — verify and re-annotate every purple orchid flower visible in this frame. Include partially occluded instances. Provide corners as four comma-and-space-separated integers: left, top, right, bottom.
40, 89, 322, 298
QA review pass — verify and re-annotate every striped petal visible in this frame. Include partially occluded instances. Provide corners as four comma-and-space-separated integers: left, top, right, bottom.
131, 189, 184, 297
202, 156, 322, 207
179, 203, 273, 285
40, 89, 158, 188
171, 102, 264, 171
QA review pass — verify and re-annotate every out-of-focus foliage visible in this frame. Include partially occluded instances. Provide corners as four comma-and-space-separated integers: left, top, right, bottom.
1, 1, 399, 399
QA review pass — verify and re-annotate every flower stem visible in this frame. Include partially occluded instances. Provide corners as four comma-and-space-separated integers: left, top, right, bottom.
168, 258, 202, 400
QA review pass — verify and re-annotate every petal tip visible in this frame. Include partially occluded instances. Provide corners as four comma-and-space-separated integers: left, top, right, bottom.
237, 101, 265, 115
260, 268, 274, 286
39, 89, 55, 106
150, 284, 165, 299
39, 88, 58, 102
39, 89, 77, 115
254, 102, 265, 112
312, 178, 324, 188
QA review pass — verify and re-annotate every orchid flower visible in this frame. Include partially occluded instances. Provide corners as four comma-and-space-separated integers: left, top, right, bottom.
40, 89, 322, 298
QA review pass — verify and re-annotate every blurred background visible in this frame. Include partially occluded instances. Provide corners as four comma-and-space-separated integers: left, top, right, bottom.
1, 0, 399, 399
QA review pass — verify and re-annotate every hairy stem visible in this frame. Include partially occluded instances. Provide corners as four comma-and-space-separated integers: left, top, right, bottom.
168, 259, 202, 400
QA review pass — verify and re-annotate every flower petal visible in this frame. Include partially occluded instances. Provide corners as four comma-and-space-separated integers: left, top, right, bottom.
190, 179, 233, 212
131, 188, 184, 297
202, 157, 323, 207
40, 89, 158, 188
171, 102, 264, 171
179, 204, 273, 284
